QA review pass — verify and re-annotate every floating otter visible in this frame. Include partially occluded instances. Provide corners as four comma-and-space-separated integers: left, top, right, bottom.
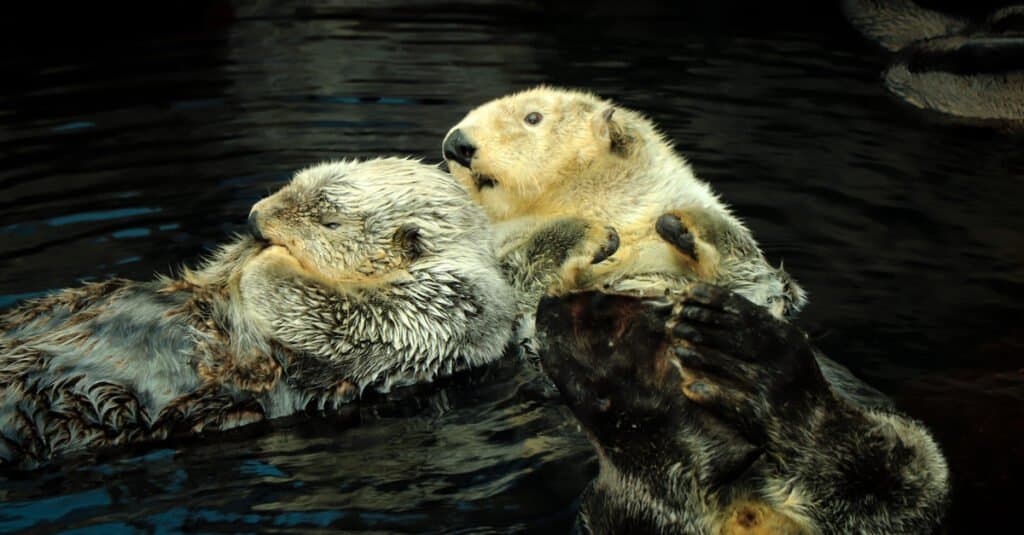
885, 33, 1024, 121
841, 0, 969, 52
537, 284, 951, 534
0, 158, 528, 469
442, 87, 805, 321
844, 0, 1024, 122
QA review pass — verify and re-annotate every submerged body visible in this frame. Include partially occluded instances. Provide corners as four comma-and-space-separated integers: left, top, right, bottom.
885, 34, 1024, 121
845, 0, 1024, 121
443, 87, 805, 319
537, 285, 950, 534
0, 158, 519, 469
841, 0, 968, 52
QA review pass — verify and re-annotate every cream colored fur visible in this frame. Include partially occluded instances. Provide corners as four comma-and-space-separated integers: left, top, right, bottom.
444, 86, 804, 318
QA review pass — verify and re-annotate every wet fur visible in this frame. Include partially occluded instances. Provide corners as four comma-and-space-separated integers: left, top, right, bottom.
539, 287, 950, 534
0, 158, 519, 469
493, 215, 621, 338
845, 0, 1024, 122
841, 0, 968, 52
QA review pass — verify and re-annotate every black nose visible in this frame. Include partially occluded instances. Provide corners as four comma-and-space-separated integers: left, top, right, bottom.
248, 210, 266, 242
442, 129, 476, 169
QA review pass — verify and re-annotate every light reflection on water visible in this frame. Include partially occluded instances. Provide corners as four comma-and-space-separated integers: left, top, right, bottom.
0, 1, 1021, 532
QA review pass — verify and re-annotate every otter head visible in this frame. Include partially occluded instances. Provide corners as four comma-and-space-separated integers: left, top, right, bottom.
245, 157, 488, 283
442, 86, 647, 220
238, 158, 498, 339
535, 291, 762, 510
228, 157, 515, 389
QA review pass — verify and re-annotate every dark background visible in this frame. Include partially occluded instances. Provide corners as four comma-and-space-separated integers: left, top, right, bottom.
1, 1, 1022, 532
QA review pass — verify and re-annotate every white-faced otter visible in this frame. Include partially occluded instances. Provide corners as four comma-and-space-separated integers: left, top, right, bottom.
442, 86, 805, 320
537, 284, 950, 534
0, 158, 529, 470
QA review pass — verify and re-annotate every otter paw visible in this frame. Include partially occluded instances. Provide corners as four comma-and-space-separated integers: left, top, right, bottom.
591, 226, 620, 264
559, 224, 619, 290
667, 283, 830, 442
656, 213, 698, 260
336, 381, 358, 403
249, 245, 304, 276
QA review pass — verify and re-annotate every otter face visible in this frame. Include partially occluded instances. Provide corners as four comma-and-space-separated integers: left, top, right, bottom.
245, 158, 488, 283
234, 158, 515, 384
442, 87, 637, 220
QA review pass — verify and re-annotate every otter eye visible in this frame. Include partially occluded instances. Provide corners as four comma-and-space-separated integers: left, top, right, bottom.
524, 112, 543, 125
322, 222, 341, 230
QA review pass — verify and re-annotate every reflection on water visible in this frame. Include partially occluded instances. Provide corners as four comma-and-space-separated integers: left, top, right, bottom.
1, 1, 1021, 532
0, 360, 592, 533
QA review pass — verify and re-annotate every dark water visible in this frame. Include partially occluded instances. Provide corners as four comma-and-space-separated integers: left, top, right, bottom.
1, 1, 1022, 532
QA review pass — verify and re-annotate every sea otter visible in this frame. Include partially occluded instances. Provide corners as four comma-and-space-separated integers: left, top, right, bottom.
536, 283, 950, 534
442, 87, 805, 321
0, 158, 527, 469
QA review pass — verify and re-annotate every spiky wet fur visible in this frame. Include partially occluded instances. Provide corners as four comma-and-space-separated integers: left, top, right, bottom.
0, 158, 517, 470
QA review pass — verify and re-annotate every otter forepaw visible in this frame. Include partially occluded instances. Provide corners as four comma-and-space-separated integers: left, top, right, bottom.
656, 213, 698, 260
336, 381, 358, 403
590, 226, 620, 264
248, 245, 304, 277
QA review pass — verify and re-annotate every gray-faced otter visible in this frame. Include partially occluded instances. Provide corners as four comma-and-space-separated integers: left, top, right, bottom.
442, 87, 805, 321
537, 284, 950, 534
0, 158, 533, 470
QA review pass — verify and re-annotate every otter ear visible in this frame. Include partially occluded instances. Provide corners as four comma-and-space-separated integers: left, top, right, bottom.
590, 107, 633, 156
394, 224, 425, 260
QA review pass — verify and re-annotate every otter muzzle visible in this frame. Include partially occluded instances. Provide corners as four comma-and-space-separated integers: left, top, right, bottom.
248, 210, 267, 243
442, 128, 477, 169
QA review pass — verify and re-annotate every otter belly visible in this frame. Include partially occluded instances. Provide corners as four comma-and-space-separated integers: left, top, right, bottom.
584, 217, 723, 294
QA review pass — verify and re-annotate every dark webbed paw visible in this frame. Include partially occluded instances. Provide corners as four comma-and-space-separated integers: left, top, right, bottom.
656, 213, 697, 260
667, 283, 830, 443
525, 219, 619, 268
591, 226, 620, 264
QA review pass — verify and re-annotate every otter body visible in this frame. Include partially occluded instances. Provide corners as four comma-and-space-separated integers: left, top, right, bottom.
885, 33, 1024, 121
443, 87, 805, 319
538, 285, 950, 534
444, 88, 950, 532
844, 0, 1024, 122
0, 158, 519, 469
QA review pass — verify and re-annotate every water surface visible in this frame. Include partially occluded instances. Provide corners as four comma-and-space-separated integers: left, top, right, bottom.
1, 1, 1021, 532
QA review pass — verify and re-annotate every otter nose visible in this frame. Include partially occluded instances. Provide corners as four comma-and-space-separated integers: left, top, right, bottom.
442, 129, 476, 169
248, 210, 266, 242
